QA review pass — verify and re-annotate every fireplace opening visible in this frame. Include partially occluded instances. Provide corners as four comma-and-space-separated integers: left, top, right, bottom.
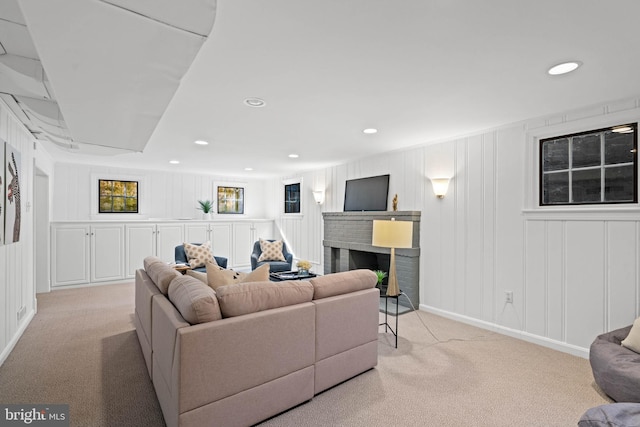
348, 250, 390, 287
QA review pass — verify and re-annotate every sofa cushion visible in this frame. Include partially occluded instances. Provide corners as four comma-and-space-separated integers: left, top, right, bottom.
143, 255, 163, 271
183, 241, 218, 269
144, 258, 181, 295
622, 317, 640, 353
310, 269, 377, 299
216, 280, 314, 318
579, 403, 640, 427
168, 275, 222, 324
205, 262, 270, 291
257, 238, 286, 262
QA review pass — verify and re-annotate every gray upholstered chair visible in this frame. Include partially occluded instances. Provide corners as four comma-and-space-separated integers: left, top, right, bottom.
174, 244, 228, 273
250, 239, 293, 272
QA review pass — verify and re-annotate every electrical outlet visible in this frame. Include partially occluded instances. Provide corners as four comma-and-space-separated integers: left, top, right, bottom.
505, 291, 513, 304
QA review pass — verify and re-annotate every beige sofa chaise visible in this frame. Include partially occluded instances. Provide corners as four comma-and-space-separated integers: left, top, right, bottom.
134, 257, 379, 427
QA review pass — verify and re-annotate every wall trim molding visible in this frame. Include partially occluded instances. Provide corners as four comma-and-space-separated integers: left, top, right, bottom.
0, 309, 35, 367
419, 304, 589, 359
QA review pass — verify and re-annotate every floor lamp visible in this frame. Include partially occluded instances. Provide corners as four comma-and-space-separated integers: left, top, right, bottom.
372, 219, 413, 296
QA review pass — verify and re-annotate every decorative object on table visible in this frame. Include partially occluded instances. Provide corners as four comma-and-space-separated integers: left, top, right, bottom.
197, 199, 213, 219
373, 270, 387, 287
270, 270, 317, 281
372, 218, 413, 296
392, 194, 398, 211
5, 142, 21, 244
297, 259, 311, 276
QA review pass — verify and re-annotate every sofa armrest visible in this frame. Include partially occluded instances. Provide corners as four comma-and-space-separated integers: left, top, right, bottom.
250, 253, 259, 270
175, 303, 316, 414
214, 256, 228, 269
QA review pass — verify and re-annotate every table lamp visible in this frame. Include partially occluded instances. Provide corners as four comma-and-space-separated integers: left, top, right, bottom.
372, 219, 413, 296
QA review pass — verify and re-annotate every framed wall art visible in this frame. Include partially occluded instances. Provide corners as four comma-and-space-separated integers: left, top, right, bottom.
5, 142, 22, 244
217, 186, 244, 214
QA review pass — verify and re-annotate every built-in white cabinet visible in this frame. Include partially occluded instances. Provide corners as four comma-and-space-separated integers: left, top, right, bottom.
51, 219, 275, 287
52, 223, 124, 287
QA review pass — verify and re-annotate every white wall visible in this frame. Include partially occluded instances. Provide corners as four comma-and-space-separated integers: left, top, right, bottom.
277, 97, 640, 358
0, 99, 54, 365
52, 163, 273, 221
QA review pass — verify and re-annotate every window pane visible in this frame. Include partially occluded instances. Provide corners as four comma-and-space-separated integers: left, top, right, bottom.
112, 196, 125, 212
572, 169, 601, 203
605, 165, 635, 202
572, 134, 601, 168
100, 180, 112, 196
125, 197, 138, 212
99, 196, 112, 212
543, 172, 569, 204
125, 181, 138, 197
605, 131, 634, 165
542, 138, 569, 171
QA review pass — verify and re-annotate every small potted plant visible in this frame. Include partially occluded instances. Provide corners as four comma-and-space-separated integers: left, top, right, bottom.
297, 260, 312, 276
373, 270, 387, 288
197, 200, 213, 220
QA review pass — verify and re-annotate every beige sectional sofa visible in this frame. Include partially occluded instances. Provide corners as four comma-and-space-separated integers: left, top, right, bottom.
134, 257, 379, 427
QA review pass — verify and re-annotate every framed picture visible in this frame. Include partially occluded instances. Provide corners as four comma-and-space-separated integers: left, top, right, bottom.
98, 179, 139, 213
217, 186, 244, 214
0, 140, 4, 245
5, 142, 21, 244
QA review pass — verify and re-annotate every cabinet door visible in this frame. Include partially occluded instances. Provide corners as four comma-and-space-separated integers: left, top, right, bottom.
125, 224, 156, 278
232, 223, 253, 268
156, 224, 184, 262
210, 223, 232, 264
184, 223, 209, 244
51, 224, 90, 287
253, 221, 274, 240
91, 224, 125, 283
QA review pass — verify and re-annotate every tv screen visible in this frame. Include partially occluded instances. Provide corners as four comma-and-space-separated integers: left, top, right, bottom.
344, 174, 390, 211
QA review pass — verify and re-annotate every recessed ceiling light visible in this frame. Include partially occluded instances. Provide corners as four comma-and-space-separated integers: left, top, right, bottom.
363, 128, 378, 134
194, 140, 209, 145
244, 167, 254, 171
244, 98, 266, 107
169, 160, 180, 164
548, 61, 582, 75
288, 153, 299, 158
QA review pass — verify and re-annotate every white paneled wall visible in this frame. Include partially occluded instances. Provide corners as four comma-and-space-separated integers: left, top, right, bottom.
276, 97, 640, 358
0, 99, 53, 365
52, 163, 271, 221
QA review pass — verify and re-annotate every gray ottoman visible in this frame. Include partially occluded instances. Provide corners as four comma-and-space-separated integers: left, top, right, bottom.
590, 325, 640, 403
579, 403, 640, 427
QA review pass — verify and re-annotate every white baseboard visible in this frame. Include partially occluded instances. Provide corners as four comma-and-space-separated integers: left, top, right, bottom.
0, 309, 36, 367
419, 304, 590, 359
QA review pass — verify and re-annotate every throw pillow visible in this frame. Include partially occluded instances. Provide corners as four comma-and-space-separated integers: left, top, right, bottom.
622, 317, 640, 353
216, 280, 314, 318
205, 261, 270, 291
183, 242, 218, 269
257, 239, 286, 262
168, 275, 222, 324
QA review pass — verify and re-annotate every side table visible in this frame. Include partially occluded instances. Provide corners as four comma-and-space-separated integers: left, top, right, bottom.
380, 293, 400, 348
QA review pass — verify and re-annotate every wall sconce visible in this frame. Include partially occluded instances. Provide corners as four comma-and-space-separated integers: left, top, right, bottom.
430, 178, 451, 199
312, 190, 325, 205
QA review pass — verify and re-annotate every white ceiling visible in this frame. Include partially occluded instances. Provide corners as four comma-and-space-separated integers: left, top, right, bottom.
6, 0, 640, 178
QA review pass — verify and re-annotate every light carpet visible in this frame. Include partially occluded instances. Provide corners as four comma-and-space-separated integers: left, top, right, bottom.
0, 282, 610, 426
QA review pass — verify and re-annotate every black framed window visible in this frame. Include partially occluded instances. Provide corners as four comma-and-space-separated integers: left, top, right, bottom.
284, 183, 301, 213
540, 123, 638, 206
99, 179, 138, 213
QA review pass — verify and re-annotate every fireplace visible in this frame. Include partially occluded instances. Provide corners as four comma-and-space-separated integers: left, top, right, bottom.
322, 211, 421, 308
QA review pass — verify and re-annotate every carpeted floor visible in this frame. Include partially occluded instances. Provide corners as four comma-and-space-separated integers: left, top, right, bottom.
0, 282, 610, 426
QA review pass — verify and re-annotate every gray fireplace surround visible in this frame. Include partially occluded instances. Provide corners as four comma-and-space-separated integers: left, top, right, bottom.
322, 211, 421, 309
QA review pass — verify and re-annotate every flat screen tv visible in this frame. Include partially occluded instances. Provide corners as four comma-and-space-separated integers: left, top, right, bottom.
344, 174, 390, 211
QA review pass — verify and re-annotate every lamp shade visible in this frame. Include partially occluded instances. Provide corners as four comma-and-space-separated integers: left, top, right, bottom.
430, 178, 450, 198
372, 220, 413, 248
312, 190, 325, 204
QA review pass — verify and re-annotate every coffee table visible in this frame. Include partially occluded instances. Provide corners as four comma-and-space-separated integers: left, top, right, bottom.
270, 270, 317, 281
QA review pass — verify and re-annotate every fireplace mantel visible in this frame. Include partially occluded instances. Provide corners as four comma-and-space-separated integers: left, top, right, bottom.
322, 211, 421, 308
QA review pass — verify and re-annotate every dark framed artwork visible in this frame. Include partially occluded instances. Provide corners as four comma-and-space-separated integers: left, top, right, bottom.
217, 186, 244, 214
98, 179, 139, 213
5, 142, 22, 244
284, 182, 301, 213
